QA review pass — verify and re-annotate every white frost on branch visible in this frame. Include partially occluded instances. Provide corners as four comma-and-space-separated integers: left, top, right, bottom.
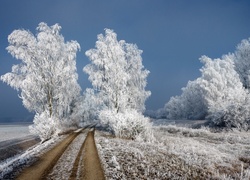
1, 22, 81, 139
84, 29, 150, 113
84, 29, 152, 140
164, 46, 250, 129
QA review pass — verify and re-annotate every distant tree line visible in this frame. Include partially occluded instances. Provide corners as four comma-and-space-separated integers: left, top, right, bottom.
161, 37, 250, 130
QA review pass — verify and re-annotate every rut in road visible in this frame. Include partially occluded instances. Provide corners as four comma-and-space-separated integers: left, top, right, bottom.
15, 128, 105, 180
82, 130, 105, 180
70, 129, 105, 180
16, 129, 83, 180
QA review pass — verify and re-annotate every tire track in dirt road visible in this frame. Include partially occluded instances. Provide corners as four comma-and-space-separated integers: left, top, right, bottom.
17, 129, 83, 180
82, 130, 105, 180
69, 129, 105, 180
16, 127, 105, 180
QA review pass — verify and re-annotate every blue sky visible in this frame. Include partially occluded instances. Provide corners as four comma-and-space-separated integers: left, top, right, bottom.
0, 0, 250, 121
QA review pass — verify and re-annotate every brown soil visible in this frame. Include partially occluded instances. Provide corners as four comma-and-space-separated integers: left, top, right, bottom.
15, 128, 105, 180
81, 130, 105, 180
17, 130, 81, 180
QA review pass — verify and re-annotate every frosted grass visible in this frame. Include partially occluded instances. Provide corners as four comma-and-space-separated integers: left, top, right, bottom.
96, 125, 250, 179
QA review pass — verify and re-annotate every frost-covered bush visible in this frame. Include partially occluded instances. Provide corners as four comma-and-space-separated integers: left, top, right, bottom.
57, 117, 79, 133
29, 111, 58, 141
164, 79, 207, 120
207, 99, 250, 130
99, 109, 154, 142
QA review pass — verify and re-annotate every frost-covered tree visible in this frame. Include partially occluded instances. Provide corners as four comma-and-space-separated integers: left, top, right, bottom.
233, 38, 250, 89
199, 55, 248, 128
164, 96, 184, 120
84, 29, 129, 113
84, 29, 150, 113
165, 79, 207, 120
163, 37, 250, 130
123, 43, 151, 112
71, 88, 104, 125
1, 22, 81, 139
165, 54, 249, 128
84, 29, 152, 140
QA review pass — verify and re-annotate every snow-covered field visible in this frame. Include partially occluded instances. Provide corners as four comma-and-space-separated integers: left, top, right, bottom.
0, 134, 63, 179
1, 120, 250, 179
0, 123, 33, 142
0, 122, 40, 167
151, 118, 208, 127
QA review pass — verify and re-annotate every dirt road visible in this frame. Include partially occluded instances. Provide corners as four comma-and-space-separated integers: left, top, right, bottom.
82, 130, 105, 180
15, 128, 105, 180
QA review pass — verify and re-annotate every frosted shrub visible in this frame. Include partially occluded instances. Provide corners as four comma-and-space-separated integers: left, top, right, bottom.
165, 79, 207, 120
29, 111, 57, 141
208, 102, 250, 130
99, 109, 154, 142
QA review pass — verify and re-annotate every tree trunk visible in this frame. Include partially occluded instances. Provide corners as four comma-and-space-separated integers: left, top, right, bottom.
48, 89, 53, 117
115, 92, 119, 113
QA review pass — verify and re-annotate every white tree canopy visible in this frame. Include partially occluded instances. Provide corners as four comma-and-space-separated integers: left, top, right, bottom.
84, 28, 150, 113
165, 52, 249, 129
233, 38, 250, 89
84, 29, 152, 140
123, 43, 151, 112
199, 55, 245, 108
84, 29, 128, 113
1, 22, 81, 138
165, 79, 207, 120
199, 55, 248, 127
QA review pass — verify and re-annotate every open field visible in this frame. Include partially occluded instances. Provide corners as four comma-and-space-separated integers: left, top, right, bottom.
1, 121, 250, 179
95, 121, 250, 179
0, 123, 40, 163
0, 123, 34, 142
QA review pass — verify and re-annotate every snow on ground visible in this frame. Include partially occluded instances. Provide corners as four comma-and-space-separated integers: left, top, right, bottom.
0, 123, 33, 142
153, 125, 250, 179
0, 122, 39, 163
151, 118, 208, 128
95, 123, 250, 179
47, 131, 87, 180
0, 134, 64, 179
95, 131, 210, 179
1, 120, 250, 179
